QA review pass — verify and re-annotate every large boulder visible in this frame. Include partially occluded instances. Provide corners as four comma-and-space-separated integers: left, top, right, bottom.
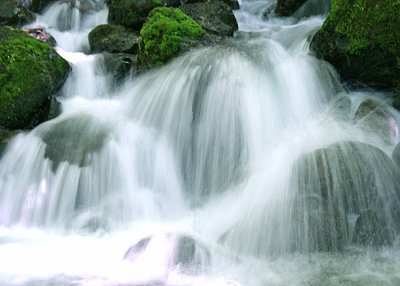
88, 24, 140, 54
28, 0, 56, 13
291, 141, 400, 251
180, 1, 238, 37
138, 7, 205, 67
0, 0, 36, 27
275, 0, 307, 16
310, 0, 400, 91
0, 26, 70, 130
108, 0, 180, 31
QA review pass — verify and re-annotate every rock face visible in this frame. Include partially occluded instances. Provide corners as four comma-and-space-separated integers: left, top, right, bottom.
100, 53, 138, 83
138, 7, 205, 67
28, 0, 56, 13
0, 0, 36, 27
88, 24, 140, 54
108, 0, 180, 31
291, 141, 400, 251
0, 26, 70, 130
180, 1, 238, 37
275, 0, 307, 16
310, 0, 400, 91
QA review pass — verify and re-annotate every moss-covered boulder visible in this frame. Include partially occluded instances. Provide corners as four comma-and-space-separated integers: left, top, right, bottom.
310, 0, 400, 91
0, 0, 36, 27
275, 0, 307, 16
180, 1, 238, 37
0, 26, 70, 129
138, 7, 205, 67
108, 0, 180, 31
88, 24, 140, 54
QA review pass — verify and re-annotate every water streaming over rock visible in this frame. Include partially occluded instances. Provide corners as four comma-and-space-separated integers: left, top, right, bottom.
1, 0, 400, 285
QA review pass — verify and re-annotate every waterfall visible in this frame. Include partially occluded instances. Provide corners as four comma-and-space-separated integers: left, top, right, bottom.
1, 0, 400, 285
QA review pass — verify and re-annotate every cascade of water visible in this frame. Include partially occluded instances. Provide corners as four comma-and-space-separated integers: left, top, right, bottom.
1, 0, 400, 285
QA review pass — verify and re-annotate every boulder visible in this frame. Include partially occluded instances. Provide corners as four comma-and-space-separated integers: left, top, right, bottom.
0, 0, 36, 27
124, 233, 210, 273
180, 1, 238, 37
138, 7, 205, 67
100, 53, 138, 83
354, 98, 398, 145
23, 28, 57, 47
291, 141, 400, 251
310, 0, 400, 91
38, 114, 110, 171
29, 0, 56, 12
275, 0, 307, 16
108, 0, 180, 31
0, 26, 70, 130
88, 24, 140, 54
182, 0, 239, 10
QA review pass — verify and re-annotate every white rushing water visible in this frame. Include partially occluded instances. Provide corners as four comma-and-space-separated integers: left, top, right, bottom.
1, 0, 400, 285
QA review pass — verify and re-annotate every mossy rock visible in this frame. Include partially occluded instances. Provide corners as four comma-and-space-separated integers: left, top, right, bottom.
0, 26, 70, 129
28, 0, 56, 13
180, 1, 238, 37
310, 0, 400, 91
138, 7, 205, 67
108, 0, 180, 31
88, 24, 140, 54
100, 53, 138, 83
0, 0, 36, 27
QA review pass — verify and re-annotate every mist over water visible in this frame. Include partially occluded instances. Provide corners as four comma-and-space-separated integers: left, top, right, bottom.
1, 0, 400, 285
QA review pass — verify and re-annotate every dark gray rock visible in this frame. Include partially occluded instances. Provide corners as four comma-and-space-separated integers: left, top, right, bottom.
180, 1, 238, 37
0, 0, 36, 27
275, 0, 307, 16
100, 53, 138, 83
88, 24, 140, 54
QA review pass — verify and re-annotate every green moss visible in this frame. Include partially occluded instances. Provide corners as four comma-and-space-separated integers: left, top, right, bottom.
152, 0, 162, 5
0, 26, 70, 129
139, 7, 205, 66
323, 0, 400, 55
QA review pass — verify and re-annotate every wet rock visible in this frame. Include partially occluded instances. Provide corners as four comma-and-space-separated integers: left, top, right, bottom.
124, 233, 210, 273
100, 53, 138, 83
0, 26, 70, 130
310, 0, 400, 92
275, 0, 307, 16
354, 98, 398, 145
353, 210, 395, 246
180, 1, 238, 37
88, 24, 139, 54
29, 0, 56, 13
291, 141, 400, 251
0, 0, 36, 27
39, 114, 110, 171
23, 28, 57, 47
108, 0, 180, 31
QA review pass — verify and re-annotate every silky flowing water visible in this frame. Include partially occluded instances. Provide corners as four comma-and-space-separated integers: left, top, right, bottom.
1, 0, 400, 285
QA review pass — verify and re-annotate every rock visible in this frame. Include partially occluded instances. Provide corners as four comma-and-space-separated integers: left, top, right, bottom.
353, 210, 395, 246
29, 0, 56, 13
0, 127, 17, 157
0, 26, 70, 130
291, 141, 400, 251
124, 233, 210, 273
182, 0, 239, 10
100, 53, 138, 83
180, 1, 238, 37
310, 0, 400, 91
23, 28, 57, 47
38, 114, 110, 171
0, 0, 36, 27
88, 24, 140, 54
108, 0, 180, 31
275, 0, 307, 16
354, 98, 398, 145
138, 7, 205, 67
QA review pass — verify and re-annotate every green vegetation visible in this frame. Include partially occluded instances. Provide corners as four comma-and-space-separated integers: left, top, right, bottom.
323, 0, 400, 58
0, 26, 69, 129
139, 7, 205, 67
